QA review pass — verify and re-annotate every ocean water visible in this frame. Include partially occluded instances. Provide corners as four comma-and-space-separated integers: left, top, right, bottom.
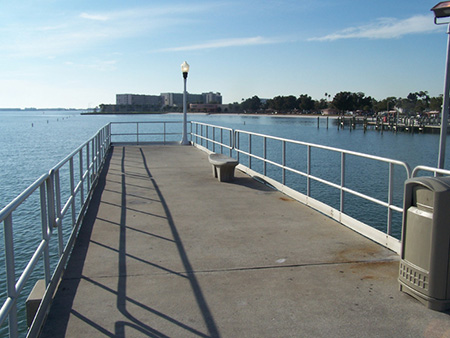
1, 110, 449, 336
1, 111, 448, 209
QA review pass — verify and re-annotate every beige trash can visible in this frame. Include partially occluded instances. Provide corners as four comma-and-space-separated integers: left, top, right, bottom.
399, 176, 450, 311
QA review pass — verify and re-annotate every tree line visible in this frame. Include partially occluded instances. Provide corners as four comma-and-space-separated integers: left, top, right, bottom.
236, 91, 442, 115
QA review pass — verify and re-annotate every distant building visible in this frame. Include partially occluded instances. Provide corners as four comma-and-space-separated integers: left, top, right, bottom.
189, 93, 203, 104
116, 91, 222, 108
203, 92, 222, 104
116, 94, 161, 106
159, 93, 180, 107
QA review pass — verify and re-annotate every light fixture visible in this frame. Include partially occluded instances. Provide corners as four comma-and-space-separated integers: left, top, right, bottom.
432, 1, 450, 23
181, 61, 190, 145
181, 61, 190, 77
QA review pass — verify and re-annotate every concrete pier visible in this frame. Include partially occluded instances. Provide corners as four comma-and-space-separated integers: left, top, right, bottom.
40, 145, 450, 337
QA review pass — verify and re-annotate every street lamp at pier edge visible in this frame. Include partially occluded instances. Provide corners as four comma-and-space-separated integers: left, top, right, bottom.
431, 2, 450, 169
181, 61, 190, 145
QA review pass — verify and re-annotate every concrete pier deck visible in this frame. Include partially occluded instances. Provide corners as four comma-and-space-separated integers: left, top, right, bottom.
40, 145, 450, 337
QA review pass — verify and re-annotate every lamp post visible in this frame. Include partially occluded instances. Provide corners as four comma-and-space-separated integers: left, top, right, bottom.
431, 2, 450, 169
181, 61, 190, 145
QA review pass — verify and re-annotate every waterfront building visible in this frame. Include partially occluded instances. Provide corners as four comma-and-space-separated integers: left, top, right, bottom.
116, 94, 161, 106
203, 92, 222, 104
160, 92, 184, 107
119, 92, 222, 108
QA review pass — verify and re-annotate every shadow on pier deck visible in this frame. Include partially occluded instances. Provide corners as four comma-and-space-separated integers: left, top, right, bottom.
40, 145, 450, 337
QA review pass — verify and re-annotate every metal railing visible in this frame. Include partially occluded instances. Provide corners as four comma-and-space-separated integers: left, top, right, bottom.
233, 129, 412, 252
411, 165, 450, 177
190, 121, 233, 156
190, 122, 412, 253
109, 121, 184, 144
0, 125, 111, 338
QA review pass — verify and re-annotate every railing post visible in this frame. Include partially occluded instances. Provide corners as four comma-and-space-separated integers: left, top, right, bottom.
92, 136, 96, 178
54, 170, 64, 256
40, 184, 50, 285
229, 129, 233, 157
237, 132, 240, 162
307, 145, 311, 196
69, 158, 76, 227
387, 163, 394, 235
86, 143, 91, 193
340, 153, 346, 214
4, 214, 18, 338
99, 128, 104, 160
195, 123, 198, 145
248, 133, 252, 169
108, 123, 112, 145
213, 127, 216, 153
79, 149, 84, 204
282, 140, 286, 185
263, 137, 267, 176
91, 137, 95, 178
220, 128, 223, 154
95, 134, 99, 176
46, 171, 56, 231
137, 122, 140, 144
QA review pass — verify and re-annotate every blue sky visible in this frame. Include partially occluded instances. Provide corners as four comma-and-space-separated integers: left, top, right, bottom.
0, 0, 447, 108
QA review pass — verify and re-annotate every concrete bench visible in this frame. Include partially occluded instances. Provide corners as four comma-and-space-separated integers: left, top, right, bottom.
208, 153, 239, 182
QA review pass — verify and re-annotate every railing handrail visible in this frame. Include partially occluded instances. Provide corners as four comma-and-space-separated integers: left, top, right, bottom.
191, 121, 234, 132
110, 120, 182, 124
109, 121, 184, 145
0, 174, 48, 223
190, 121, 234, 155
411, 165, 450, 177
234, 129, 412, 177
52, 124, 111, 172
0, 121, 111, 220
0, 124, 111, 338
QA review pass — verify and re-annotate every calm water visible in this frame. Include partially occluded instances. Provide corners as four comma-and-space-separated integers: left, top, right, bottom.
1, 111, 449, 209
1, 110, 449, 336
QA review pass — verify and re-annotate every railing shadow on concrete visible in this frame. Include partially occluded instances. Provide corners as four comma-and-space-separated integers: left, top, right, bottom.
40, 146, 220, 337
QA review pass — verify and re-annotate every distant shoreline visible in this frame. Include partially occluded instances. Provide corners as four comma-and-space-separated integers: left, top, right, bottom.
81, 111, 340, 118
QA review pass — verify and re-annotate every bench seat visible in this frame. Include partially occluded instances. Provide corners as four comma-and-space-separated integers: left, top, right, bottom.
208, 153, 239, 182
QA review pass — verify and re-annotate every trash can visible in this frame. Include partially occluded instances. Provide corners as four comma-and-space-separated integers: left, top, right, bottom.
399, 176, 450, 311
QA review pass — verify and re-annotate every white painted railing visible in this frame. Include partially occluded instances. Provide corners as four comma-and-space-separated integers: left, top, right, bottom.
109, 121, 184, 144
233, 129, 411, 253
191, 121, 233, 156
191, 121, 414, 254
0, 125, 111, 338
411, 165, 450, 177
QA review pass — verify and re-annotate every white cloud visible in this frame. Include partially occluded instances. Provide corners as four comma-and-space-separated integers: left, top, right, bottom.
80, 12, 109, 21
309, 15, 440, 41
64, 59, 118, 71
158, 36, 285, 52
1, 3, 223, 58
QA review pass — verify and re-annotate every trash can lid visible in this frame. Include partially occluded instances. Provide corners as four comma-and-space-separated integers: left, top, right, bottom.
406, 176, 450, 193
